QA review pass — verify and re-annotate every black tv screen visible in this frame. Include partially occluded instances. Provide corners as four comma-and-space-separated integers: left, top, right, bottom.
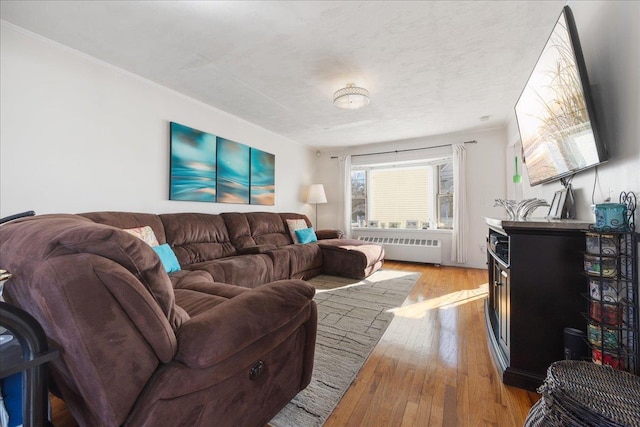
515, 6, 607, 186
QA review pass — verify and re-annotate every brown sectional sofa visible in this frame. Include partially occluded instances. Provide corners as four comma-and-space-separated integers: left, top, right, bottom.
80, 210, 385, 286
0, 210, 384, 427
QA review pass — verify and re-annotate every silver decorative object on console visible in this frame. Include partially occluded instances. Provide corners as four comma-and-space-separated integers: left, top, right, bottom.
494, 198, 549, 220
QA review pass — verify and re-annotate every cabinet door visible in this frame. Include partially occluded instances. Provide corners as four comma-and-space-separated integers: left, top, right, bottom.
492, 262, 500, 316
498, 266, 510, 357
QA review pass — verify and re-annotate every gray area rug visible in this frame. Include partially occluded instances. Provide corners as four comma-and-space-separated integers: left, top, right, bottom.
270, 269, 420, 427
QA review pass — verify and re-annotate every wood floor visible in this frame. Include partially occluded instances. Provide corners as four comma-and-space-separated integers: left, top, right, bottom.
323, 262, 539, 426
50, 262, 538, 426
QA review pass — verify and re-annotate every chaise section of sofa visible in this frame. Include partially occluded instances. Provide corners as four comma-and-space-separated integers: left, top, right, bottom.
0, 214, 317, 427
318, 239, 386, 279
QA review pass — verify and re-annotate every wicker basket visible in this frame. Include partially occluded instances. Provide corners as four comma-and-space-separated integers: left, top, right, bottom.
524, 360, 640, 427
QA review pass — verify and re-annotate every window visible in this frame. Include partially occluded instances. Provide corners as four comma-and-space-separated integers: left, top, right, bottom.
351, 170, 367, 226
351, 159, 453, 230
437, 163, 454, 229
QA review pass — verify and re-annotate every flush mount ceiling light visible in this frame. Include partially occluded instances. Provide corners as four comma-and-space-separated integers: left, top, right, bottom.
333, 83, 370, 110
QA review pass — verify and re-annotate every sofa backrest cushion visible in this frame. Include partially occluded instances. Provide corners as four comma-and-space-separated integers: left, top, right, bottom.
221, 212, 257, 248
0, 215, 183, 360
79, 211, 167, 244
160, 213, 236, 265
222, 212, 299, 249
0, 215, 183, 426
246, 212, 293, 247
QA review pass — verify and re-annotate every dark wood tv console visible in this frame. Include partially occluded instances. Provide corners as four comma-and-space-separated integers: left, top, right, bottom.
484, 217, 591, 391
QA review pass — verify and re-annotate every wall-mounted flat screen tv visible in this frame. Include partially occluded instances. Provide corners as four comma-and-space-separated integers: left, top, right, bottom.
515, 6, 607, 186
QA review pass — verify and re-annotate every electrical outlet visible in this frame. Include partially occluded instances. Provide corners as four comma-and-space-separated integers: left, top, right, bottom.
480, 244, 487, 253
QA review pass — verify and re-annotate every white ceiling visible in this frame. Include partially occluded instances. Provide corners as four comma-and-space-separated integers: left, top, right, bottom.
0, 1, 566, 149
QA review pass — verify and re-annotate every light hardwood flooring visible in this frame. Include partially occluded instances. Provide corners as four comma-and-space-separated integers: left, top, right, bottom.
323, 261, 539, 426
50, 262, 538, 426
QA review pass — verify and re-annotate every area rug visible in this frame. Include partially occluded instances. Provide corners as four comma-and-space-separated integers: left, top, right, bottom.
270, 269, 420, 427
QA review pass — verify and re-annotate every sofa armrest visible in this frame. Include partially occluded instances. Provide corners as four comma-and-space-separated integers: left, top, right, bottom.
235, 244, 277, 255
316, 229, 345, 239
175, 279, 315, 368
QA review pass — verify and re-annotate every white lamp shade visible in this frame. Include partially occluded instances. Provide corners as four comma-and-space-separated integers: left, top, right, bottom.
333, 84, 370, 110
306, 184, 327, 204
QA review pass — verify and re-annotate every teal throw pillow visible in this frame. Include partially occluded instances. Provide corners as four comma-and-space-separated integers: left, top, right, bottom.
295, 227, 318, 244
153, 243, 181, 273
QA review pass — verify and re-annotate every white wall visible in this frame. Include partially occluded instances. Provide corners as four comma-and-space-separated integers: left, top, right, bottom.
314, 128, 508, 269
0, 23, 316, 218
3, 1, 635, 269
505, 1, 640, 219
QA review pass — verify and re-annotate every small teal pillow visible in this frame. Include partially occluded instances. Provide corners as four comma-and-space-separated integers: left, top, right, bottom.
295, 227, 318, 244
152, 243, 181, 273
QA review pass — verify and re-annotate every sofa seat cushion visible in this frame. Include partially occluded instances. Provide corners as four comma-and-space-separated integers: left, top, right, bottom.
284, 243, 323, 279
174, 289, 230, 317
236, 244, 277, 255
186, 254, 274, 288
318, 239, 385, 279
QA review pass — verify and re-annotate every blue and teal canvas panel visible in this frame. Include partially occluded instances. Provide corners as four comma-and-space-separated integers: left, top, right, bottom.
250, 148, 275, 205
217, 138, 250, 204
169, 122, 217, 202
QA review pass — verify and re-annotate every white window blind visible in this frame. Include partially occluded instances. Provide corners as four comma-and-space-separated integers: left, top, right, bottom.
369, 167, 429, 225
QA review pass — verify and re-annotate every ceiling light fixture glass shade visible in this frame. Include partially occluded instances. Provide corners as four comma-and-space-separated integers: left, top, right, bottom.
333, 83, 370, 110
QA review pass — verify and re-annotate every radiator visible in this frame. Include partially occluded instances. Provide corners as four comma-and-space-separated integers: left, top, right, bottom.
357, 235, 442, 265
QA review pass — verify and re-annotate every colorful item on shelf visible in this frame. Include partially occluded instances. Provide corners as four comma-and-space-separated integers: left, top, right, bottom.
584, 254, 617, 277
590, 301, 623, 326
592, 348, 625, 370
589, 279, 621, 302
585, 232, 618, 255
594, 203, 628, 231
587, 322, 620, 349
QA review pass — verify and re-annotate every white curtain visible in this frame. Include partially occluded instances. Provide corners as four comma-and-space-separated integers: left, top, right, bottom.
451, 143, 468, 263
338, 155, 352, 238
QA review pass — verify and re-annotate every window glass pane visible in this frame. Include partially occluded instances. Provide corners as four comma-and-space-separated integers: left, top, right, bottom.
438, 163, 453, 194
438, 194, 453, 229
351, 171, 366, 225
351, 170, 366, 198
352, 201, 366, 224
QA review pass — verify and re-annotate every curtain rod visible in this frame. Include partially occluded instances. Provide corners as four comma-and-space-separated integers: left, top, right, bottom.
329, 140, 477, 159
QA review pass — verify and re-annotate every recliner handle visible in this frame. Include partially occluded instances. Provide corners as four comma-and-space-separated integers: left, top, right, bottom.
249, 360, 265, 380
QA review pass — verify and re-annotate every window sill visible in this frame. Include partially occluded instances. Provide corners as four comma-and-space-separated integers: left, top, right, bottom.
352, 227, 452, 234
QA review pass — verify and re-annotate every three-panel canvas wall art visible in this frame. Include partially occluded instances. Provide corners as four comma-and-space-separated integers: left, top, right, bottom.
169, 122, 275, 205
